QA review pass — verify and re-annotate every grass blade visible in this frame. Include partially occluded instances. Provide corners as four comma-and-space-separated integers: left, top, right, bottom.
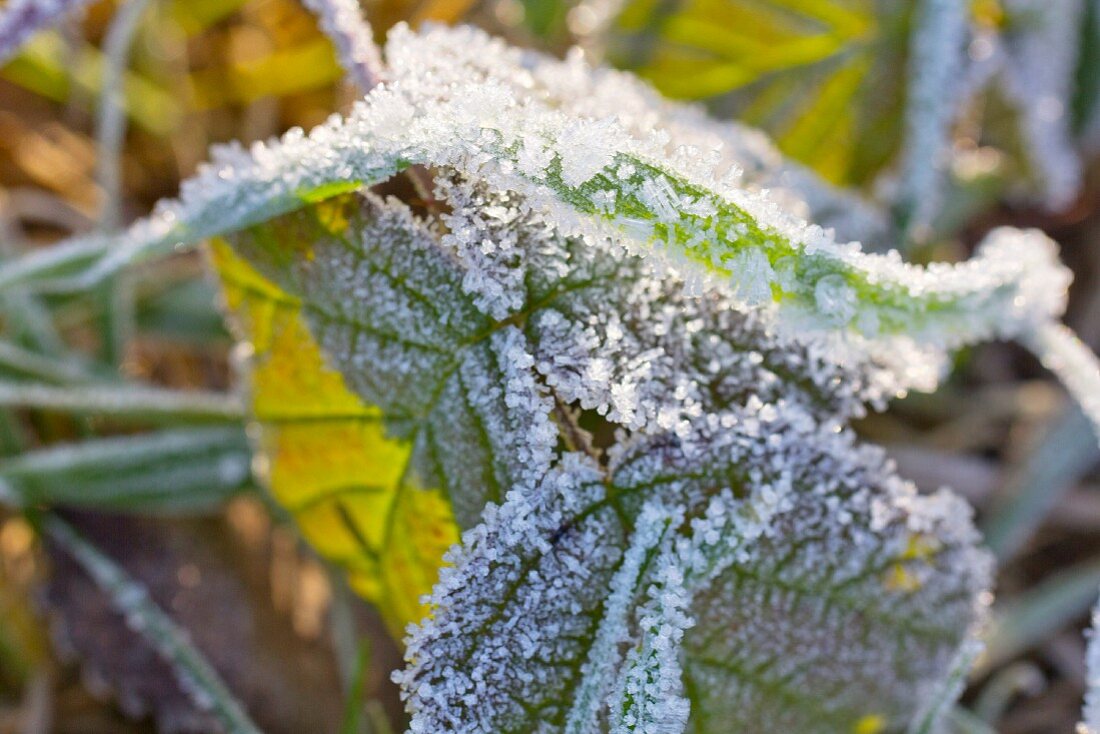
0, 380, 244, 421
0, 340, 97, 384
982, 405, 1099, 560
40, 514, 263, 734
0, 427, 251, 512
979, 559, 1100, 675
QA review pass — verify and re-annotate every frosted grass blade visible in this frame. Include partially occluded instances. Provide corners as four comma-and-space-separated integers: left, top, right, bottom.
41, 514, 263, 733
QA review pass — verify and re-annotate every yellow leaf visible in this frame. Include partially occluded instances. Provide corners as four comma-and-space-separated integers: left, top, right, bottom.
188, 39, 342, 108
411, 0, 480, 23
210, 238, 458, 634
1, 33, 183, 136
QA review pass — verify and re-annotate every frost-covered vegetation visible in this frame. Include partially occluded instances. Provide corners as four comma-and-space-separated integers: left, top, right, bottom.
0, 0, 1098, 732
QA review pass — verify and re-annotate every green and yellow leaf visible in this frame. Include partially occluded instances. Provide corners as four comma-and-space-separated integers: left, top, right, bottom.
609, 0, 908, 184
211, 224, 458, 633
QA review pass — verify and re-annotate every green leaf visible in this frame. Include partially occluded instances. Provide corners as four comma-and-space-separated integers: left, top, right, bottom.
982, 405, 1099, 560
979, 559, 1100, 675
213, 178, 991, 730
398, 406, 990, 732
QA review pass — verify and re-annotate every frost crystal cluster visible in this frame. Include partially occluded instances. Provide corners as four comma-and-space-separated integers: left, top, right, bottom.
5, 17, 1100, 734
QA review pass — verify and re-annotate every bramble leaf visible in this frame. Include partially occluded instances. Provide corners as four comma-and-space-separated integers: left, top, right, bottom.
210, 182, 992, 732
396, 376, 990, 733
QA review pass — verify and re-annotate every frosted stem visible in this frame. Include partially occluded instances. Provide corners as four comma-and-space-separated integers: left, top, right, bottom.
96, 0, 151, 232
1023, 321, 1100, 446
0, 339, 95, 383
894, 0, 969, 239
0, 426, 244, 476
302, 0, 384, 92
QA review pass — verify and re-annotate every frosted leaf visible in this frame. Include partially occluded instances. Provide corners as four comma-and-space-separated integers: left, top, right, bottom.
616, 413, 990, 732
0, 0, 92, 63
1084, 591, 1100, 734
14, 26, 1092, 444
302, 0, 383, 91
395, 453, 622, 734
184, 86, 995, 732
399, 393, 990, 733
223, 193, 556, 527
2, 16, 1090, 734
384, 23, 893, 248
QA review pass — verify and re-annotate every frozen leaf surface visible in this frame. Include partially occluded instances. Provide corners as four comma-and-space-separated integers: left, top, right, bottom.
25, 25, 1091, 430
396, 395, 990, 733
209, 178, 993, 732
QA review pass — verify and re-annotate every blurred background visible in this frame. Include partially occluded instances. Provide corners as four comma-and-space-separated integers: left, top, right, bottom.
0, 0, 1097, 731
